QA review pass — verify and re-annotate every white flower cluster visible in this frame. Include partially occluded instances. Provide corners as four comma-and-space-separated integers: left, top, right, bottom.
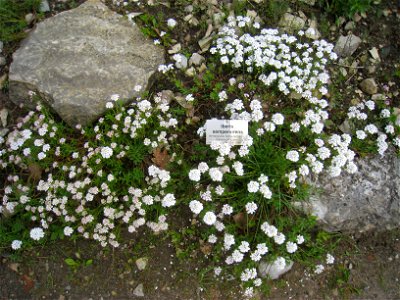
183, 17, 344, 290
1, 93, 178, 248
348, 99, 399, 156
246, 174, 272, 200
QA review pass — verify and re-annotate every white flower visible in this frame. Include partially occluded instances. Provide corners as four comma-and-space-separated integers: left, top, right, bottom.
209, 168, 223, 182
167, 18, 177, 28
203, 211, 217, 225
261, 222, 278, 237
100, 146, 113, 159
274, 232, 286, 245
110, 94, 120, 101
107, 174, 114, 182
189, 200, 203, 214
247, 181, 260, 193
239, 241, 250, 253
385, 125, 395, 134
232, 249, 244, 262
161, 193, 176, 207
299, 164, 310, 176
263, 121, 276, 132
240, 268, 257, 282
198, 162, 209, 173
245, 202, 258, 214
30, 227, 45, 241
356, 130, 367, 140
188, 169, 201, 182
105, 101, 114, 109
64, 226, 73, 236
258, 174, 269, 184
317, 147, 331, 160
364, 100, 375, 110
11, 240, 22, 250
208, 234, 217, 244
259, 185, 272, 199
185, 94, 194, 102
224, 233, 235, 250
221, 204, 233, 215
286, 150, 299, 162
286, 241, 298, 253
380, 109, 390, 118
271, 113, 284, 125
326, 253, 335, 264
37, 152, 46, 160
296, 235, 305, 244
273, 257, 286, 271
221, 56, 229, 64
314, 264, 325, 274
365, 124, 378, 134
215, 185, 225, 195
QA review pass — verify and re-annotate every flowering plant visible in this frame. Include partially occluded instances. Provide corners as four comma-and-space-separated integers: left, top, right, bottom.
1, 12, 399, 299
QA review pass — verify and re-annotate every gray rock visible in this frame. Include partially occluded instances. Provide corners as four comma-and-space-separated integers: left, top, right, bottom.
189, 53, 205, 66
39, 0, 50, 12
334, 34, 362, 57
0, 41, 3, 53
198, 36, 213, 52
168, 43, 181, 54
9, 0, 164, 127
185, 66, 196, 77
135, 257, 148, 271
25, 13, 35, 25
259, 258, 294, 279
305, 20, 321, 40
305, 151, 400, 233
0, 108, 8, 127
0, 128, 9, 138
0, 56, 6, 66
133, 283, 144, 297
278, 13, 305, 33
344, 21, 356, 31
360, 78, 378, 95
298, 0, 315, 5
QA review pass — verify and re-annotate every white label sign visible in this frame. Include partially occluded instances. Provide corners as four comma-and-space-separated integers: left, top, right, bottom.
206, 119, 248, 146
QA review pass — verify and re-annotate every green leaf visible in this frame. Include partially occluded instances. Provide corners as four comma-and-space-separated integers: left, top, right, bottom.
12, 220, 24, 233
85, 259, 93, 266
65, 258, 79, 267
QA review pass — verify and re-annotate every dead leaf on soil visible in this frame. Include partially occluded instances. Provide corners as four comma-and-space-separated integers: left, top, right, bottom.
366, 254, 376, 262
20, 274, 35, 293
151, 147, 170, 169
8, 263, 20, 273
233, 212, 247, 230
200, 243, 212, 256
28, 163, 42, 182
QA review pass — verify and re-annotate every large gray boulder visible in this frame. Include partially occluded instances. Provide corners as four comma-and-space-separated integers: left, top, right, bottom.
9, 0, 164, 127
303, 151, 400, 234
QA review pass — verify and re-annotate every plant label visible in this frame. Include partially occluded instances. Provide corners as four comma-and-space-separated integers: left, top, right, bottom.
206, 119, 248, 146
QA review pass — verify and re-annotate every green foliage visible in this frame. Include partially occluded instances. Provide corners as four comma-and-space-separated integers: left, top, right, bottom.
261, 0, 290, 25
319, 0, 373, 18
136, 12, 173, 46
0, 0, 42, 42
65, 256, 93, 272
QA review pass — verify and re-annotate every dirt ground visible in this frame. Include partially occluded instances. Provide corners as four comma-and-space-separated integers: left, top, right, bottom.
1, 228, 399, 299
